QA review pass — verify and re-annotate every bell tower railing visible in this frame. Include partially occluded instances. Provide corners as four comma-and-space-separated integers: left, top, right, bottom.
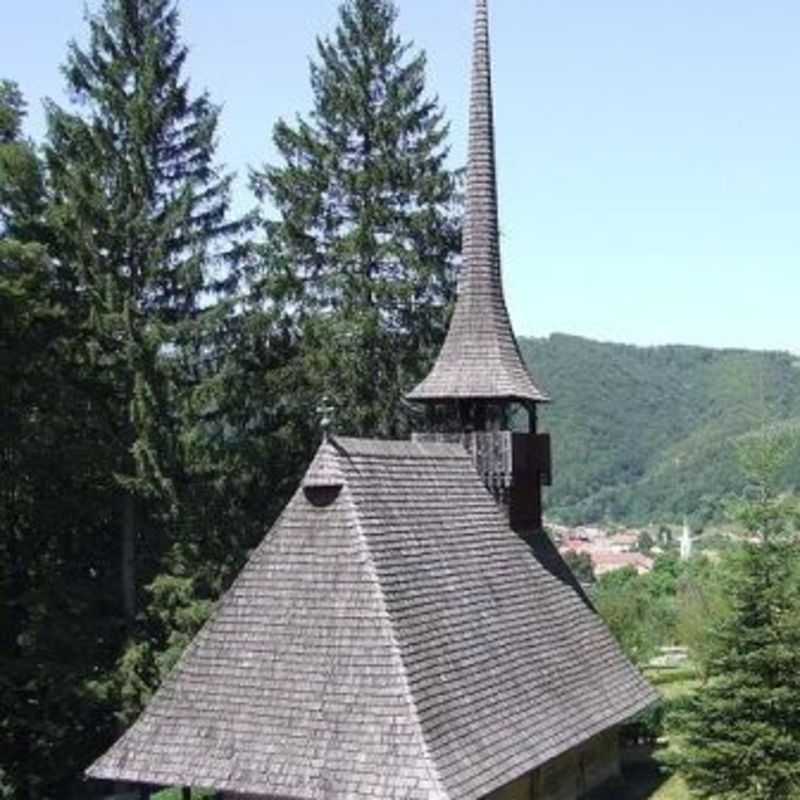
412, 431, 551, 532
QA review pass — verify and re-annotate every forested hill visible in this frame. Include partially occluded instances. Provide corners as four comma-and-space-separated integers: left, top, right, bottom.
518, 334, 800, 527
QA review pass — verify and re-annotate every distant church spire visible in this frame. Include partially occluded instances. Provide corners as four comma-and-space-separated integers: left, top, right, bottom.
680, 518, 693, 561
407, 0, 547, 404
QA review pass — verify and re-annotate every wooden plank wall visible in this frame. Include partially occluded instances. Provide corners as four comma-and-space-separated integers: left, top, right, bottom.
485, 728, 621, 800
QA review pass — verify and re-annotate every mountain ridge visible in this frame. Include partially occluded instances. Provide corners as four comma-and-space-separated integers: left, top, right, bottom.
518, 333, 800, 526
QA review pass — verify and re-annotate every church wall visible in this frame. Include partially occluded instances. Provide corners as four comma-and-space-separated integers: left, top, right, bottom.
579, 727, 621, 791
536, 747, 580, 800
484, 771, 533, 800
484, 727, 620, 800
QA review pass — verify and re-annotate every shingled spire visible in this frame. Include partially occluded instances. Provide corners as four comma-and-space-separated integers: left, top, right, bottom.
409, 0, 551, 532
408, 0, 547, 404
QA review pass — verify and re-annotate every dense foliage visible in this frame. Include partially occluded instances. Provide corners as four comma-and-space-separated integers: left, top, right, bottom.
1, 0, 459, 797
521, 333, 800, 525
592, 556, 720, 666
1, 77, 119, 800
561, 549, 595, 584
671, 433, 800, 799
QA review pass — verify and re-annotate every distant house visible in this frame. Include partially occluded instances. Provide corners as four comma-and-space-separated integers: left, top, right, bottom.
560, 538, 654, 576
606, 531, 640, 553
592, 551, 655, 577
87, 2, 656, 798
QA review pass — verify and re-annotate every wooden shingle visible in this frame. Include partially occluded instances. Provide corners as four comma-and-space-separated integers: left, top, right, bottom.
88, 437, 656, 798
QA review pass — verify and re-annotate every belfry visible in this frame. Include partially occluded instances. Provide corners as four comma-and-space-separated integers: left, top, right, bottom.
87, 3, 656, 799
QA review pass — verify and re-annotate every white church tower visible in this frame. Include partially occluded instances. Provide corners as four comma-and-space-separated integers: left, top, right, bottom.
680, 518, 693, 561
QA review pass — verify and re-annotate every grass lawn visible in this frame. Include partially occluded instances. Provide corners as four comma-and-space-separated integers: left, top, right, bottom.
643, 666, 702, 702
653, 676, 701, 701
649, 773, 690, 799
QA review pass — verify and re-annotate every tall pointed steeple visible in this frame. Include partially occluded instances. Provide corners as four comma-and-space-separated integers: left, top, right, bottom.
410, 0, 552, 533
408, 0, 547, 405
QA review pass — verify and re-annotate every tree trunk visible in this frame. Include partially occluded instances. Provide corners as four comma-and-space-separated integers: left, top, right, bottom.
122, 492, 136, 621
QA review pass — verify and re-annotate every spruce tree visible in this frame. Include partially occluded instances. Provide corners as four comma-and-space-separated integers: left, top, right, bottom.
674, 432, 800, 799
1, 80, 120, 800
45, 0, 243, 623
0, 81, 44, 237
252, 0, 461, 438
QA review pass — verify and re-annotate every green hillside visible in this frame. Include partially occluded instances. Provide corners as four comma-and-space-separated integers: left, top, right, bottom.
519, 334, 800, 526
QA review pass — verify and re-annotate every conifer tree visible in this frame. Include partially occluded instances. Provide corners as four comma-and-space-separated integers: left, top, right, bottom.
674, 431, 800, 799
252, 0, 461, 438
45, 0, 243, 622
1, 79, 120, 800
0, 81, 45, 239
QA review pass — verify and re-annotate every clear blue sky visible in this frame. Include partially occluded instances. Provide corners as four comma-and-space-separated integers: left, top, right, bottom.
3, 1, 799, 352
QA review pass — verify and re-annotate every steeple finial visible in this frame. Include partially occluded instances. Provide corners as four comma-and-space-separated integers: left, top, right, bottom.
407, 0, 547, 404
317, 396, 335, 439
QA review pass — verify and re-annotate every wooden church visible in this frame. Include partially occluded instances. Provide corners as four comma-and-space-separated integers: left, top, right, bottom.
88, 2, 657, 798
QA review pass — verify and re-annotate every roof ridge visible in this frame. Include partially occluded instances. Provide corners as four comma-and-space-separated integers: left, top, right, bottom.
332, 435, 471, 460
344, 485, 452, 800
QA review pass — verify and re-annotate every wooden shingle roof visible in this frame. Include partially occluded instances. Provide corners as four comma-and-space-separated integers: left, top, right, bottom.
88, 437, 656, 799
408, 0, 548, 404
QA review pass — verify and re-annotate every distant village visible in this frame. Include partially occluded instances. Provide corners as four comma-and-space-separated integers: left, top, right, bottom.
550, 521, 697, 576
